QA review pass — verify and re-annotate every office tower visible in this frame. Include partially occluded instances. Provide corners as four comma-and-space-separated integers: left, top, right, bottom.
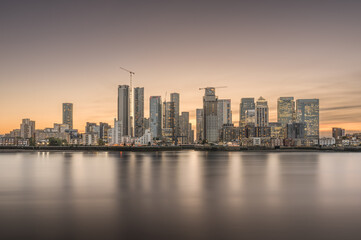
203, 87, 218, 143
239, 98, 255, 127
163, 101, 175, 137
332, 127, 345, 139
134, 87, 144, 138
269, 122, 284, 138
255, 97, 269, 127
188, 123, 193, 143
196, 109, 204, 142
277, 97, 295, 126
217, 99, 232, 130
286, 123, 305, 139
296, 99, 319, 139
143, 117, 150, 130
245, 109, 256, 125
180, 112, 190, 144
62, 103, 73, 129
99, 122, 111, 142
150, 96, 162, 138
170, 93, 180, 136
20, 119, 35, 139
118, 85, 130, 137
190, 129, 195, 144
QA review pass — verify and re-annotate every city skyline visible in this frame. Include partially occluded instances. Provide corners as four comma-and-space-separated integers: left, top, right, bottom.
0, 86, 356, 137
1, 1, 361, 135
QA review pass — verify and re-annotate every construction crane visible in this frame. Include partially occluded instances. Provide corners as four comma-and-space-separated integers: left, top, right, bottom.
119, 66, 135, 136
199, 86, 227, 90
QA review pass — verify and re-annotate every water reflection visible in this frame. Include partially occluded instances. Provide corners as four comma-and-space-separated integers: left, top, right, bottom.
0, 151, 361, 239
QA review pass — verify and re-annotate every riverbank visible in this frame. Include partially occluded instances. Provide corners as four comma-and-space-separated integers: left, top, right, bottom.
0, 145, 361, 152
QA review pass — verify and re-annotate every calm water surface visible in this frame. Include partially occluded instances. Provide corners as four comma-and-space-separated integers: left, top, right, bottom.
1, 151, 361, 239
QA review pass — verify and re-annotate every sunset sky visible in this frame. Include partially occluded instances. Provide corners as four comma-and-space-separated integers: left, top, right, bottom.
1, 0, 361, 136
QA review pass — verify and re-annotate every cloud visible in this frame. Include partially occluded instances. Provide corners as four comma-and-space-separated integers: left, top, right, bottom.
321, 105, 361, 111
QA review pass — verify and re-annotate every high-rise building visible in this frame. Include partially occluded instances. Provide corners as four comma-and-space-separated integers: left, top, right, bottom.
20, 119, 35, 139
150, 96, 162, 139
170, 93, 180, 136
203, 87, 218, 143
217, 99, 232, 130
196, 109, 204, 142
286, 122, 305, 139
245, 109, 256, 125
296, 99, 319, 139
190, 129, 195, 144
99, 122, 111, 142
163, 101, 175, 137
62, 103, 73, 129
85, 122, 99, 134
239, 98, 255, 127
143, 117, 150, 130
188, 123, 193, 143
269, 122, 284, 138
332, 127, 345, 139
134, 87, 144, 138
180, 112, 190, 144
255, 97, 269, 127
277, 97, 295, 126
110, 118, 122, 145
118, 85, 130, 137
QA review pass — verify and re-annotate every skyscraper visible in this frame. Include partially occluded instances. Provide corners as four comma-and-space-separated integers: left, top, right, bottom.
62, 103, 73, 129
118, 85, 130, 136
180, 112, 190, 144
134, 87, 144, 137
255, 96, 269, 127
196, 109, 204, 142
150, 96, 162, 139
217, 99, 232, 130
286, 122, 305, 139
170, 93, 180, 136
20, 119, 35, 139
203, 87, 218, 143
277, 97, 295, 126
239, 98, 255, 127
163, 101, 175, 136
99, 122, 111, 143
296, 99, 320, 139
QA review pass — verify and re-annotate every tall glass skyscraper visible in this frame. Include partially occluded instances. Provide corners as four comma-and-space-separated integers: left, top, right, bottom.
170, 93, 180, 136
203, 87, 218, 143
217, 99, 232, 130
62, 103, 73, 129
277, 97, 295, 126
255, 96, 269, 127
296, 99, 319, 139
180, 111, 190, 144
239, 98, 255, 127
134, 87, 144, 138
196, 109, 204, 142
150, 96, 162, 139
118, 85, 130, 136
163, 101, 175, 136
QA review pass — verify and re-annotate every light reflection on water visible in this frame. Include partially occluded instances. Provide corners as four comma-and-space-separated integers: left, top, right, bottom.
0, 151, 361, 239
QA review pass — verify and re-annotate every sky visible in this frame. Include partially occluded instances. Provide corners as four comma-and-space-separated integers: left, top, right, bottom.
1, 0, 361, 136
